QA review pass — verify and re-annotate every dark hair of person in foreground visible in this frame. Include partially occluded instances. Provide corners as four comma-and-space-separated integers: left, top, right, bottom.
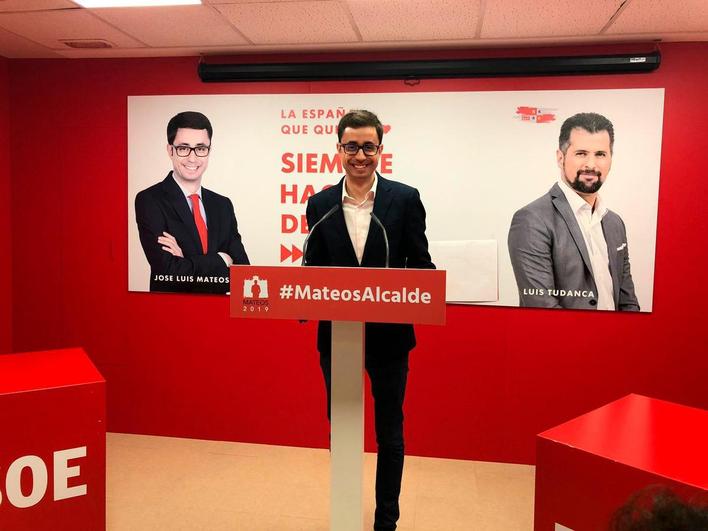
610, 485, 708, 531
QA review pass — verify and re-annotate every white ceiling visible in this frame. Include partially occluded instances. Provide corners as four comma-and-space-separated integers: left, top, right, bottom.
0, 0, 706, 59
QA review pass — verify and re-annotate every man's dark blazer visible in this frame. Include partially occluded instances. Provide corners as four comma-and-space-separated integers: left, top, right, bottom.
305, 174, 435, 355
135, 172, 249, 294
508, 183, 639, 310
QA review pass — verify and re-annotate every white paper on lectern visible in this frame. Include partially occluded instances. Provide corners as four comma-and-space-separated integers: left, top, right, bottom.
429, 240, 498, 303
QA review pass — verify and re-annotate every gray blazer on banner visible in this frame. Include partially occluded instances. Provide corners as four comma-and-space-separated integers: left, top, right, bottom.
508, 183, 640, 311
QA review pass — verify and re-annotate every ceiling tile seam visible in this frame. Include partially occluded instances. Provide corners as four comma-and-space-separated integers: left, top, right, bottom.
472, 35, 659, 43
599, 0, 633, 35
339, 0, 363, 42
24, 33, 675, 56
596, 30, 705, 36
203, 33, 640, 46
344, 32, 619, 43
59, 33, 674, 53
212, 34, 633, 47
0, 24, 58, 55
0, 7, 82, 15
212, 5, 262, 46
163, 34, 627, 48
215, 2, 360, 46
10, 33, 690, 59
474, 0, 486, 40
207, 3, 255, 46
82, 8, 151, 49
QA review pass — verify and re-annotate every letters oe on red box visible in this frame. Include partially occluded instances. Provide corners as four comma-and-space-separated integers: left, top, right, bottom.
0, 348, 105, 531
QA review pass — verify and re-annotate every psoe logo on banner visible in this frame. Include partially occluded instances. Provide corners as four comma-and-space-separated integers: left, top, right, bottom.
515, 106, 556, 123
242, 276, 270, 313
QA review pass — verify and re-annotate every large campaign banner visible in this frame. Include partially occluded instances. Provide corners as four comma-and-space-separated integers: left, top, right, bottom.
128, 89, 663, 312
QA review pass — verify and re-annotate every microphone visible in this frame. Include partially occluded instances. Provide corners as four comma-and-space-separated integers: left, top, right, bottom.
370, 212, 390, 268
301, 204, 340, 266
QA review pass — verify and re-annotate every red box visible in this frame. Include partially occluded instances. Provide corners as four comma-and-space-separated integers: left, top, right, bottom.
0, 348, 106, 530
535, 394, 708, 530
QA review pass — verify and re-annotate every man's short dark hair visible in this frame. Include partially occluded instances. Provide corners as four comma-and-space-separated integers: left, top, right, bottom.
337, 109, 384, 143
559, 112, 614, 154
167, 111, 213, 144
610, 485, 708, 531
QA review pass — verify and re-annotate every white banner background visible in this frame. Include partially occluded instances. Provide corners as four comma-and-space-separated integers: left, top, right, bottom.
128, 89, 663, 311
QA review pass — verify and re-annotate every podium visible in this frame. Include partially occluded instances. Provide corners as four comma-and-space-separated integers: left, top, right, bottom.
231, 265, 446, 530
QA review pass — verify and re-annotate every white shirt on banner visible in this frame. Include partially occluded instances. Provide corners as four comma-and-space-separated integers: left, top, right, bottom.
558, 179, 615, 310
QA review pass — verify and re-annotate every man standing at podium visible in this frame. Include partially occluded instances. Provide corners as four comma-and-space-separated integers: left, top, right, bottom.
305, 109, 435, 530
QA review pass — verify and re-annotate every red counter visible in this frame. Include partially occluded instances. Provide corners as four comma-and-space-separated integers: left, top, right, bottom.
0, 348, 105, 530
535, 393, 707, 530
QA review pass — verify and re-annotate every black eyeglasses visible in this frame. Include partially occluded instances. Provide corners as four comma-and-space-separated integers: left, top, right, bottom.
338, 142, 381, 156
172, 144, 211, 157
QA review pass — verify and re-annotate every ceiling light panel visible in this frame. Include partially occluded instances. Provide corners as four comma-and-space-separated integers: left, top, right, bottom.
74, 1, 201, 7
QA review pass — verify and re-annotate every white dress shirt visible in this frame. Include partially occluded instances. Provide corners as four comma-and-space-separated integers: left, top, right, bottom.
558, 179, 615, 310
341, 176, 377, 265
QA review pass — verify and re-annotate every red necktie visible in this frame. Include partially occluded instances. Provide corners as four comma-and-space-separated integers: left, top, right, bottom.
189, 194, 208, 254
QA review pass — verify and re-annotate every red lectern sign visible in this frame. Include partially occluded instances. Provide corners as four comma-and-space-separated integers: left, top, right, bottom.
230, 265, 446, 325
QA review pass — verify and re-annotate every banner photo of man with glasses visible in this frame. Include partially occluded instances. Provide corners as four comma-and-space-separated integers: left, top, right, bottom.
134, 111, 249, 294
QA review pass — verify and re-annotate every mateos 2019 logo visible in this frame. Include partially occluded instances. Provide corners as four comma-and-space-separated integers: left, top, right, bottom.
242, 276, 270, 313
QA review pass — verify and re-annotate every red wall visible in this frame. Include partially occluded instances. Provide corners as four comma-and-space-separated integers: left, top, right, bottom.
9, 43, 708, 464
0, 56, 10, 353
